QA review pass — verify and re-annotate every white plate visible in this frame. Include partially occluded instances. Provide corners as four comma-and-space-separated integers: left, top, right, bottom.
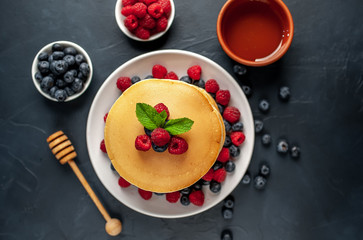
86, 50, 254, 218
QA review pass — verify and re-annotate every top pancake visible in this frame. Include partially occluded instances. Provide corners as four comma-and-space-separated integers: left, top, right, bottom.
104, 79, 224, 193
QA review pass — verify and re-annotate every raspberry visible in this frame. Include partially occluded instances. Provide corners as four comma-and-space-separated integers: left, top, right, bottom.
121, 5, 134, 16
216, 89, 231, 106
118, 176, 131, 188
158, 0, 171, 17
144, 0, 157, 5
124, 15, 138, 31
213, 168, 227, 183
154, 103, 170, 119
164, 71, 178, 80
138, 188, 152, 200
139, 14, 156, 29
187, 65, 202, 80
166, 191, 180, 203
122, 0, 137, 6
116, 76, 131, 92
230, 131, 245, 146
100, 139, 107, 153
133, 2, 147, 18
205, 79, 220, 93
135, 134, 152, 151
152, 64, 167, 78
155, 16, 168, 32
189, 190, 204, 206
202, 168, 214, 181
168, 136, 188, 154
151, 128, 170, 146
223, 106, 240, 123
135, 26, 150, 39
217, 147, 230, 163
148, 3, 163, 18
103, 112, 108, 122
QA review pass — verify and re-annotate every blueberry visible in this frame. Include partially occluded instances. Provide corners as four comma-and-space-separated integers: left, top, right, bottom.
40, 76, 55, 91
221, 229, 233, 240
77, 71, 87, 81
231, 122, 243, 132
233, 64, 247, 77
223, 195, 234, 209
180, 187, 191, 195
63, 55, 75, 67
52, 51, 65, 60
64, 86, 75, 97
71, 78, 83, 93
64, 71, 75, 83
38, 52, 49, 61
50, 60, 68, 76
222, 207, 233, 219
75, 54, 85, 65
254, 175, 267, 190
242, 85, 252, 98
218, 104, 224, 115
131, 76, 141, 84
52, 43, 64, 52
229, 145, 240, 157
37, 61, 50, 74
193, 79, 205, 88
279, 86, 290, 101
261, 134, 272, 146
242, 172, 251, 185
154, 192, 164, 196
201, 179, 211, 185
259, 163, 270, 177
110, 162, 116, 171
54, 89, 67, 102
56, 79, 67, 88
290, 145, 300, 158
224, 119, 231, 132
180, 195, 190, 206
224, 135, 232, 147
225, 161, 235, 173
144, 127, 152, 137
210, 180, 221, 193
34, 72, 43, 82
254, 120, 264, 134
180, 75, 192, 84
213, 161, 223, 171
193, 181, 203, 191
79, 62, 90, 77
48, 54, 54, 62
63, 46, 77, 56
259, 99, 270, 113
152, 142, 168, 152
209, 93, 216, 99
277, 139, 289, 154
49, 86, 59, 98
69, 69, 77, 76
144, 74, 153, 80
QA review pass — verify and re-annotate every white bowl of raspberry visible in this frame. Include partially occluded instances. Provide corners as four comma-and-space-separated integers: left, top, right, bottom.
115, 0, 175, 41
31, 40, 93, 102
86, 50, 255, 218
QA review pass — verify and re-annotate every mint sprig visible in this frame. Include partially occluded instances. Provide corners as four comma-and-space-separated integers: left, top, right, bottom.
164, 118, 194, 135
136, 103, 194, 135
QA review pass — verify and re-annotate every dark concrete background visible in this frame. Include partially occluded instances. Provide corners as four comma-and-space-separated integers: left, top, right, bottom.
1, 0, 363, 239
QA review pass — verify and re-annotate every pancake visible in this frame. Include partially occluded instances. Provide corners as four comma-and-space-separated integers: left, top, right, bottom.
104, 79, 225, 193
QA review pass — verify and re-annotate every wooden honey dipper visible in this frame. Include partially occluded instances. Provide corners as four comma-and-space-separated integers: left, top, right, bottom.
47, 130, 122, 236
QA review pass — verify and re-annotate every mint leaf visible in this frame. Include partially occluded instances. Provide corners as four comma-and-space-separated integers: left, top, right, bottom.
164, 118, 194, 135
136, 103, 165, 130
160, 110, 168, 123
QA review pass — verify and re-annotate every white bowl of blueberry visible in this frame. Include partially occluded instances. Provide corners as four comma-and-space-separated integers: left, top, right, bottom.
31, 41, 93, 102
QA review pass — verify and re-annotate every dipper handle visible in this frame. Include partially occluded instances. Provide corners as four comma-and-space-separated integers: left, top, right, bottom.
47, 131, 122, 236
